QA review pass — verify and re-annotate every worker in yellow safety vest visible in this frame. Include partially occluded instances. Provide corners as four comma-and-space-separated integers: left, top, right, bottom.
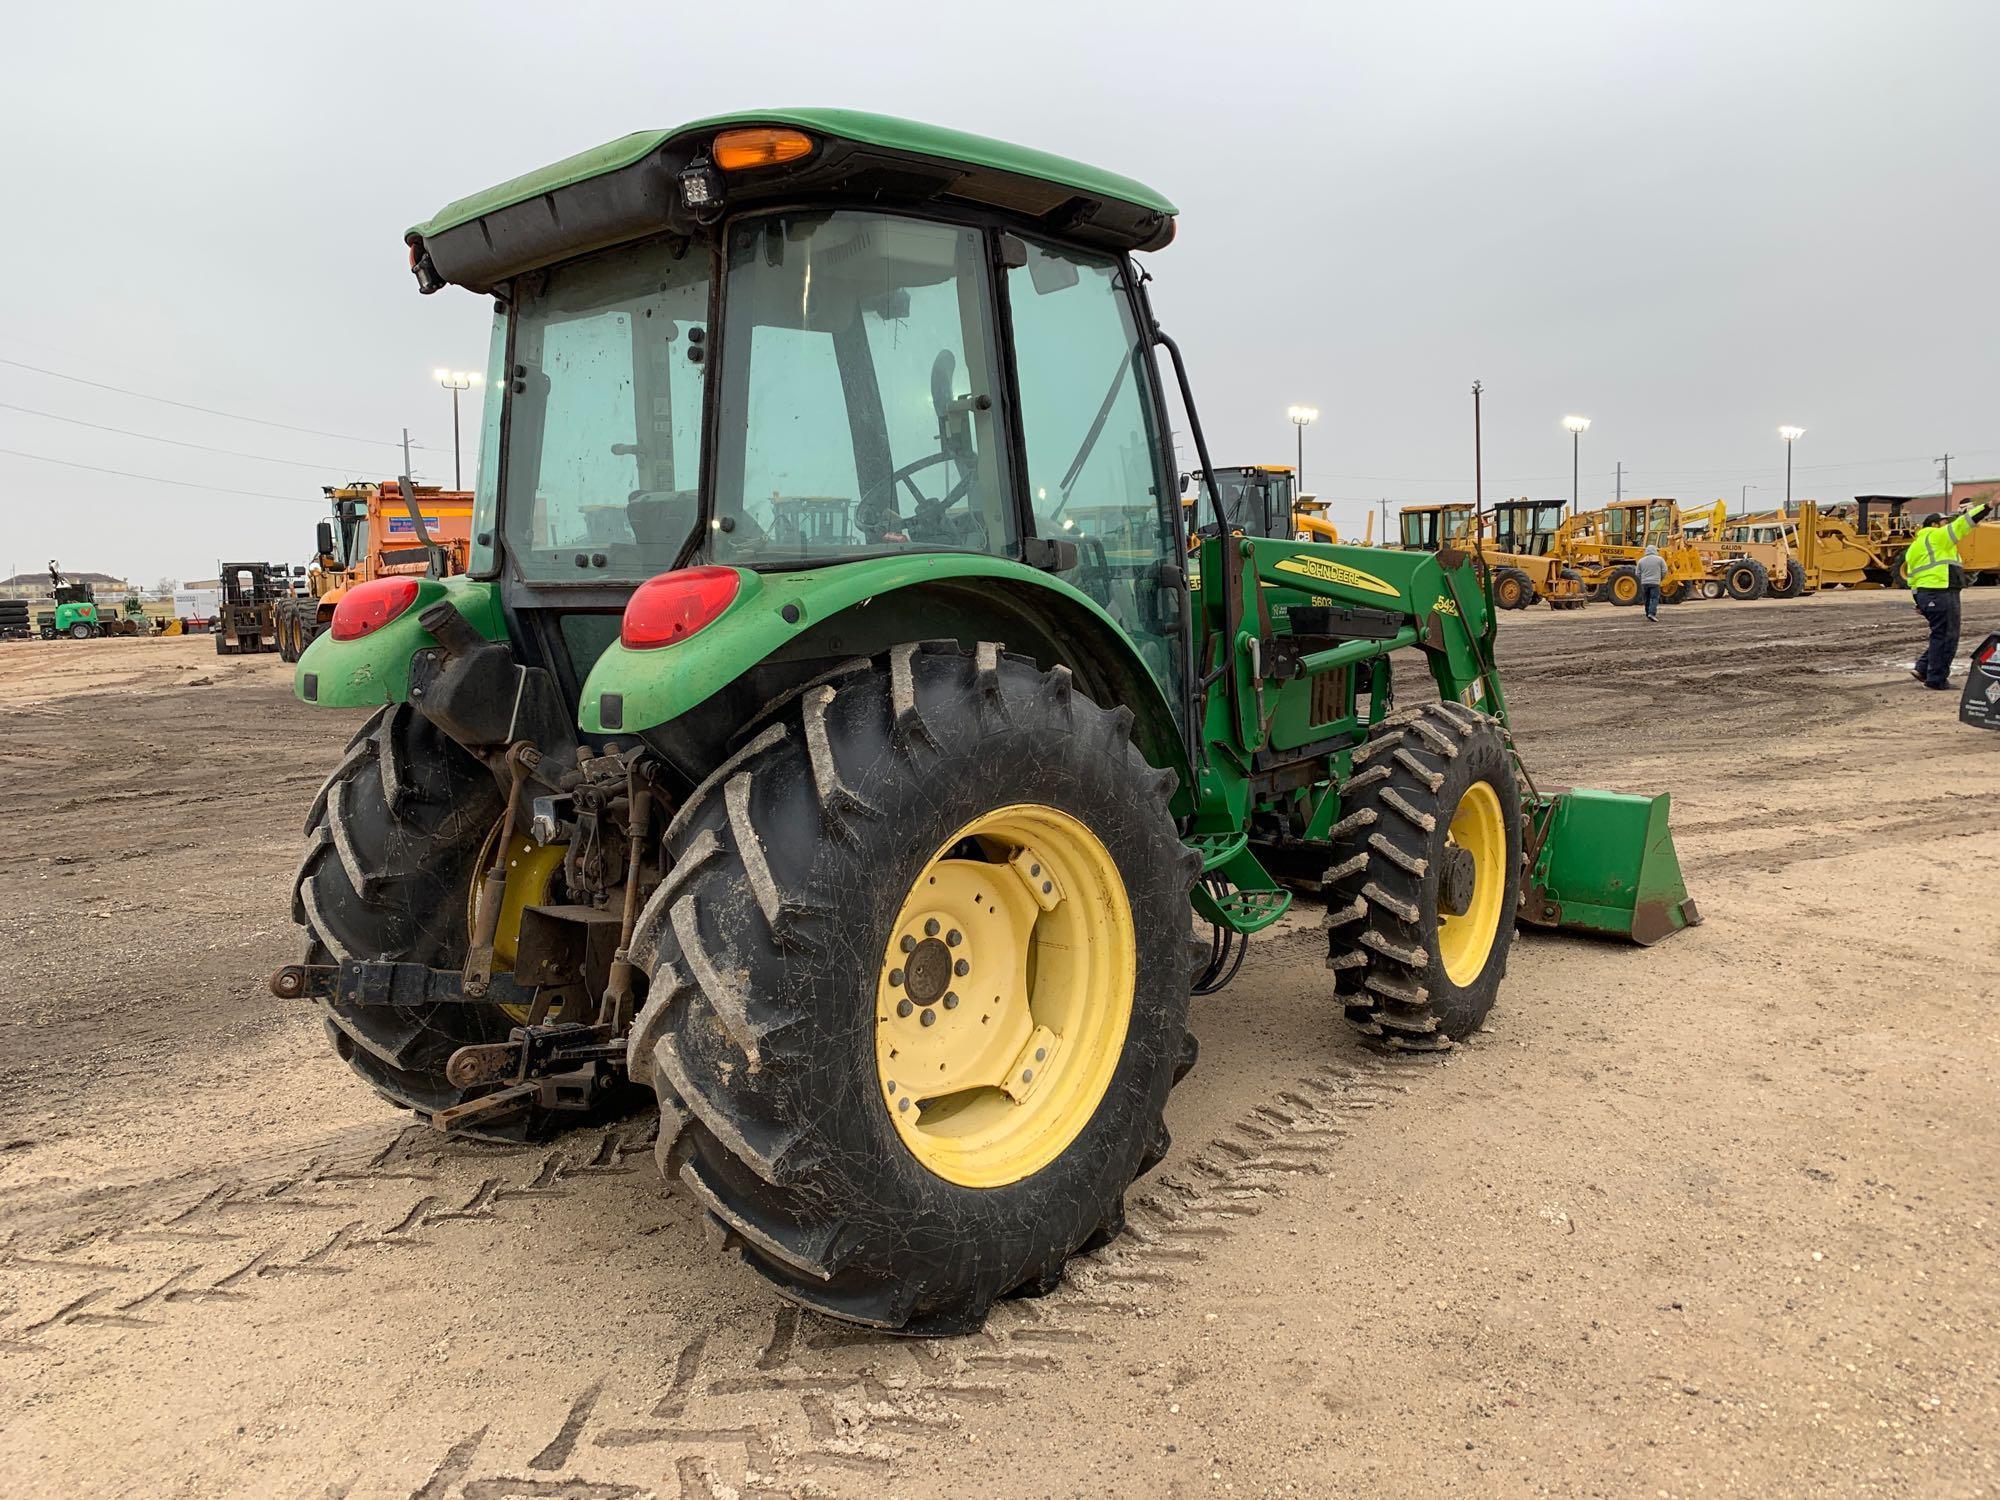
1906, 500, 1991, 689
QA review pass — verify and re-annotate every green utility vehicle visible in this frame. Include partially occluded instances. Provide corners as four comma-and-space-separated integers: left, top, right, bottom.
276, 112, 1697, 1334
39, 564, 102, 639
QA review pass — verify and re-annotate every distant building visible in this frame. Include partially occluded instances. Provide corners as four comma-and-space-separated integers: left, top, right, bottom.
0, 569, 134, 602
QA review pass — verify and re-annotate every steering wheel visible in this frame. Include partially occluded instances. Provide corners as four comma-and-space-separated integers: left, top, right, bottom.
856, 349, 981, 541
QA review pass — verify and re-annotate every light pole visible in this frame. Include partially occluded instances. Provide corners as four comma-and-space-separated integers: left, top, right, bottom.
1287, 405, 1318, 496
1562, 415, 1591, 517
435, 369, 483, 489
1779, 425, 1805, 513
1740, 483, 1759, 512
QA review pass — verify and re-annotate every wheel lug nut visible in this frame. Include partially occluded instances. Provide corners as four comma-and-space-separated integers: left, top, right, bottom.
946, 929, 962, 947
889, 968, 905, 987
942, 992, 959, 1010
1034, 1047, 1046, 1062
920, 1008, 936, 1027
898, 1096, 910, 1112
897, 999, 914, 1018
900, 935, 916, 953
924, 918, 940, 937
953, 958, 969, 976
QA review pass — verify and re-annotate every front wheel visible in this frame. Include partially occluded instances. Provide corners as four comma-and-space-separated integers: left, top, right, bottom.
1607, 566, 1642, 606
68, 622, 92, 640
627, 642, 1196, 1333
1326, 702, 1522, 1049
1723, 559, 1769, 600
1492, 567, 1532, 610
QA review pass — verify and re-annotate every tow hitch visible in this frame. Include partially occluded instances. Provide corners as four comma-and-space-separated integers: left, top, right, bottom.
268, 959, 628, 1131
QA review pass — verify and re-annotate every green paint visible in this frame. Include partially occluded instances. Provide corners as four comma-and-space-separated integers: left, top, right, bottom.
1525, 789, 1699, 945
292, 577, 504, 707
578, 552, 1178, 746
411, 109, 1174, 241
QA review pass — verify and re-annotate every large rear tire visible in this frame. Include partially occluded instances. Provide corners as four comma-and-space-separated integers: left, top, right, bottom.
1325, 703, 1522, 1050
627, 641, 1196, 1334
292, 704, 619, 1141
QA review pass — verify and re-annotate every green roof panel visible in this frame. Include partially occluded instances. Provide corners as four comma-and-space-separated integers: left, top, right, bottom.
410, 108, 1176, 241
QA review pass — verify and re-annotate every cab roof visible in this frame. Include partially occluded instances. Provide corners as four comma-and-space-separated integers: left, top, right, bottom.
409, 109, 1178, 294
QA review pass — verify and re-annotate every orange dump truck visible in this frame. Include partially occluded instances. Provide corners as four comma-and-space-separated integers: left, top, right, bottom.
276, 481, 474, 661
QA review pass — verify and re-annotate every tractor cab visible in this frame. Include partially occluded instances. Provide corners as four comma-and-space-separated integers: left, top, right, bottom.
1188, 465, 1297, 540
1488, 500, 1566, 557
1853, 495, 1919, 543
1596, 499, 1680, 549
1397, 503, 1476, 551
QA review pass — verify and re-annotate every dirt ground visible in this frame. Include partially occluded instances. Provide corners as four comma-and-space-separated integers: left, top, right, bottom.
2, 591, 1996, 1500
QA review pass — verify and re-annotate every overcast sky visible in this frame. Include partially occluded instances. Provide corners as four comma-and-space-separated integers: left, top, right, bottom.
4, 0, 1995, 584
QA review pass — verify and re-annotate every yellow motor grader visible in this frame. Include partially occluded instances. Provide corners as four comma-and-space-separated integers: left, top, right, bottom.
1551, 499, 1709, 606
1396, 501, 1587, 609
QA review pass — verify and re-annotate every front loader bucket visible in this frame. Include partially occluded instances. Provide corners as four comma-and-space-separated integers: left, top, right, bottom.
1518, 789, 1700, 946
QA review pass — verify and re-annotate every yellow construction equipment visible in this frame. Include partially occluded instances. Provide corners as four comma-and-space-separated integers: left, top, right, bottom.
1551, 499, 1708, 606
1396, 501, 1587, 609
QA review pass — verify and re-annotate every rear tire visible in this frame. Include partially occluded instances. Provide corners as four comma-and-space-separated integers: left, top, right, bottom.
68, 622, 91, 641
1723, 559, 1769, 600
1492, 567, 1532, 610
293, 704, 621, 1141
1325, 703, 1521, 1049
627, 641, 1196, 1333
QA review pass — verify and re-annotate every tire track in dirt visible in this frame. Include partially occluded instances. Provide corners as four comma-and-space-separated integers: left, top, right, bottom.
0, 1052, 1415, 1497
397, 1059, 1416, 1499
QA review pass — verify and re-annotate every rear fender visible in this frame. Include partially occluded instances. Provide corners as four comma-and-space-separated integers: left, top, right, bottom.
293, 576, 505, 706
579, 555, 1188, 777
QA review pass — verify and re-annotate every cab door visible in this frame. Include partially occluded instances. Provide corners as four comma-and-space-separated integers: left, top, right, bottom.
1006, 238, 1186, 716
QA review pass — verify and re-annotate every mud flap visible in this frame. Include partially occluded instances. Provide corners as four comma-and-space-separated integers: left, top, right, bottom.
1518, 788, 1699, 946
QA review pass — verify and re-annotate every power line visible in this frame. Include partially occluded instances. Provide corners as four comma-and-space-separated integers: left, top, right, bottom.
0, 356, 425, 450
0, 446, 319, 502
0, 400, 379, 473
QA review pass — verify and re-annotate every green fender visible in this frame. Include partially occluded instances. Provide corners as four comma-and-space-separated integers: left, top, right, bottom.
580, 554, 1186, 771
293, 576, 506, 706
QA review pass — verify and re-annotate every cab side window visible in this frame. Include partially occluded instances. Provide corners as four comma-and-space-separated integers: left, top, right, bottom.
1008, 242, 1182, 705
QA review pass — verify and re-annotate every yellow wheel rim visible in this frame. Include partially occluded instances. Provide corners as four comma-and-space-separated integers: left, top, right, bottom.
1437, 781, 1506, 987
875, 803, 1135, 1189
1612, 575, 1638, 604
466, 828, 568, 1023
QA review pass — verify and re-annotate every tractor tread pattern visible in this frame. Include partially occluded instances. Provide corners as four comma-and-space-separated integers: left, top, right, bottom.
626, 641, 1194, 1334
292, 703, 621, 1142
1324, 703, 1522, 1052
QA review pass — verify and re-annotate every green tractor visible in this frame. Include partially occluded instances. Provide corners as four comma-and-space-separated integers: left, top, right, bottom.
275, 111, 1697, 1334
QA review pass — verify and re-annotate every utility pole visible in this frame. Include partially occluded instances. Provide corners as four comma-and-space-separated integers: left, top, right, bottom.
1939, 452, 1953, 506
1472, 381, 1485, 526
401, 427, 413, 479
1615, 461, 1623, 504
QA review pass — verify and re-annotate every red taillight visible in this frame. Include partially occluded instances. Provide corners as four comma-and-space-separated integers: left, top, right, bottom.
330, 577, 422, 641
622, 567, 740, 649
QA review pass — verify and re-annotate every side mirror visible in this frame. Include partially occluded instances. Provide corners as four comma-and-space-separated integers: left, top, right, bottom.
315, 520, 335, 559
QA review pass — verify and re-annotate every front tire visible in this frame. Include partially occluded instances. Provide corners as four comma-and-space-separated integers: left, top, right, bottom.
1326, 703, 1522, 1049
1723, 559, 1769, 600
1607, 566, 1642, 606
1492, 567, 1532, 610
627, 642, 1196, 1333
